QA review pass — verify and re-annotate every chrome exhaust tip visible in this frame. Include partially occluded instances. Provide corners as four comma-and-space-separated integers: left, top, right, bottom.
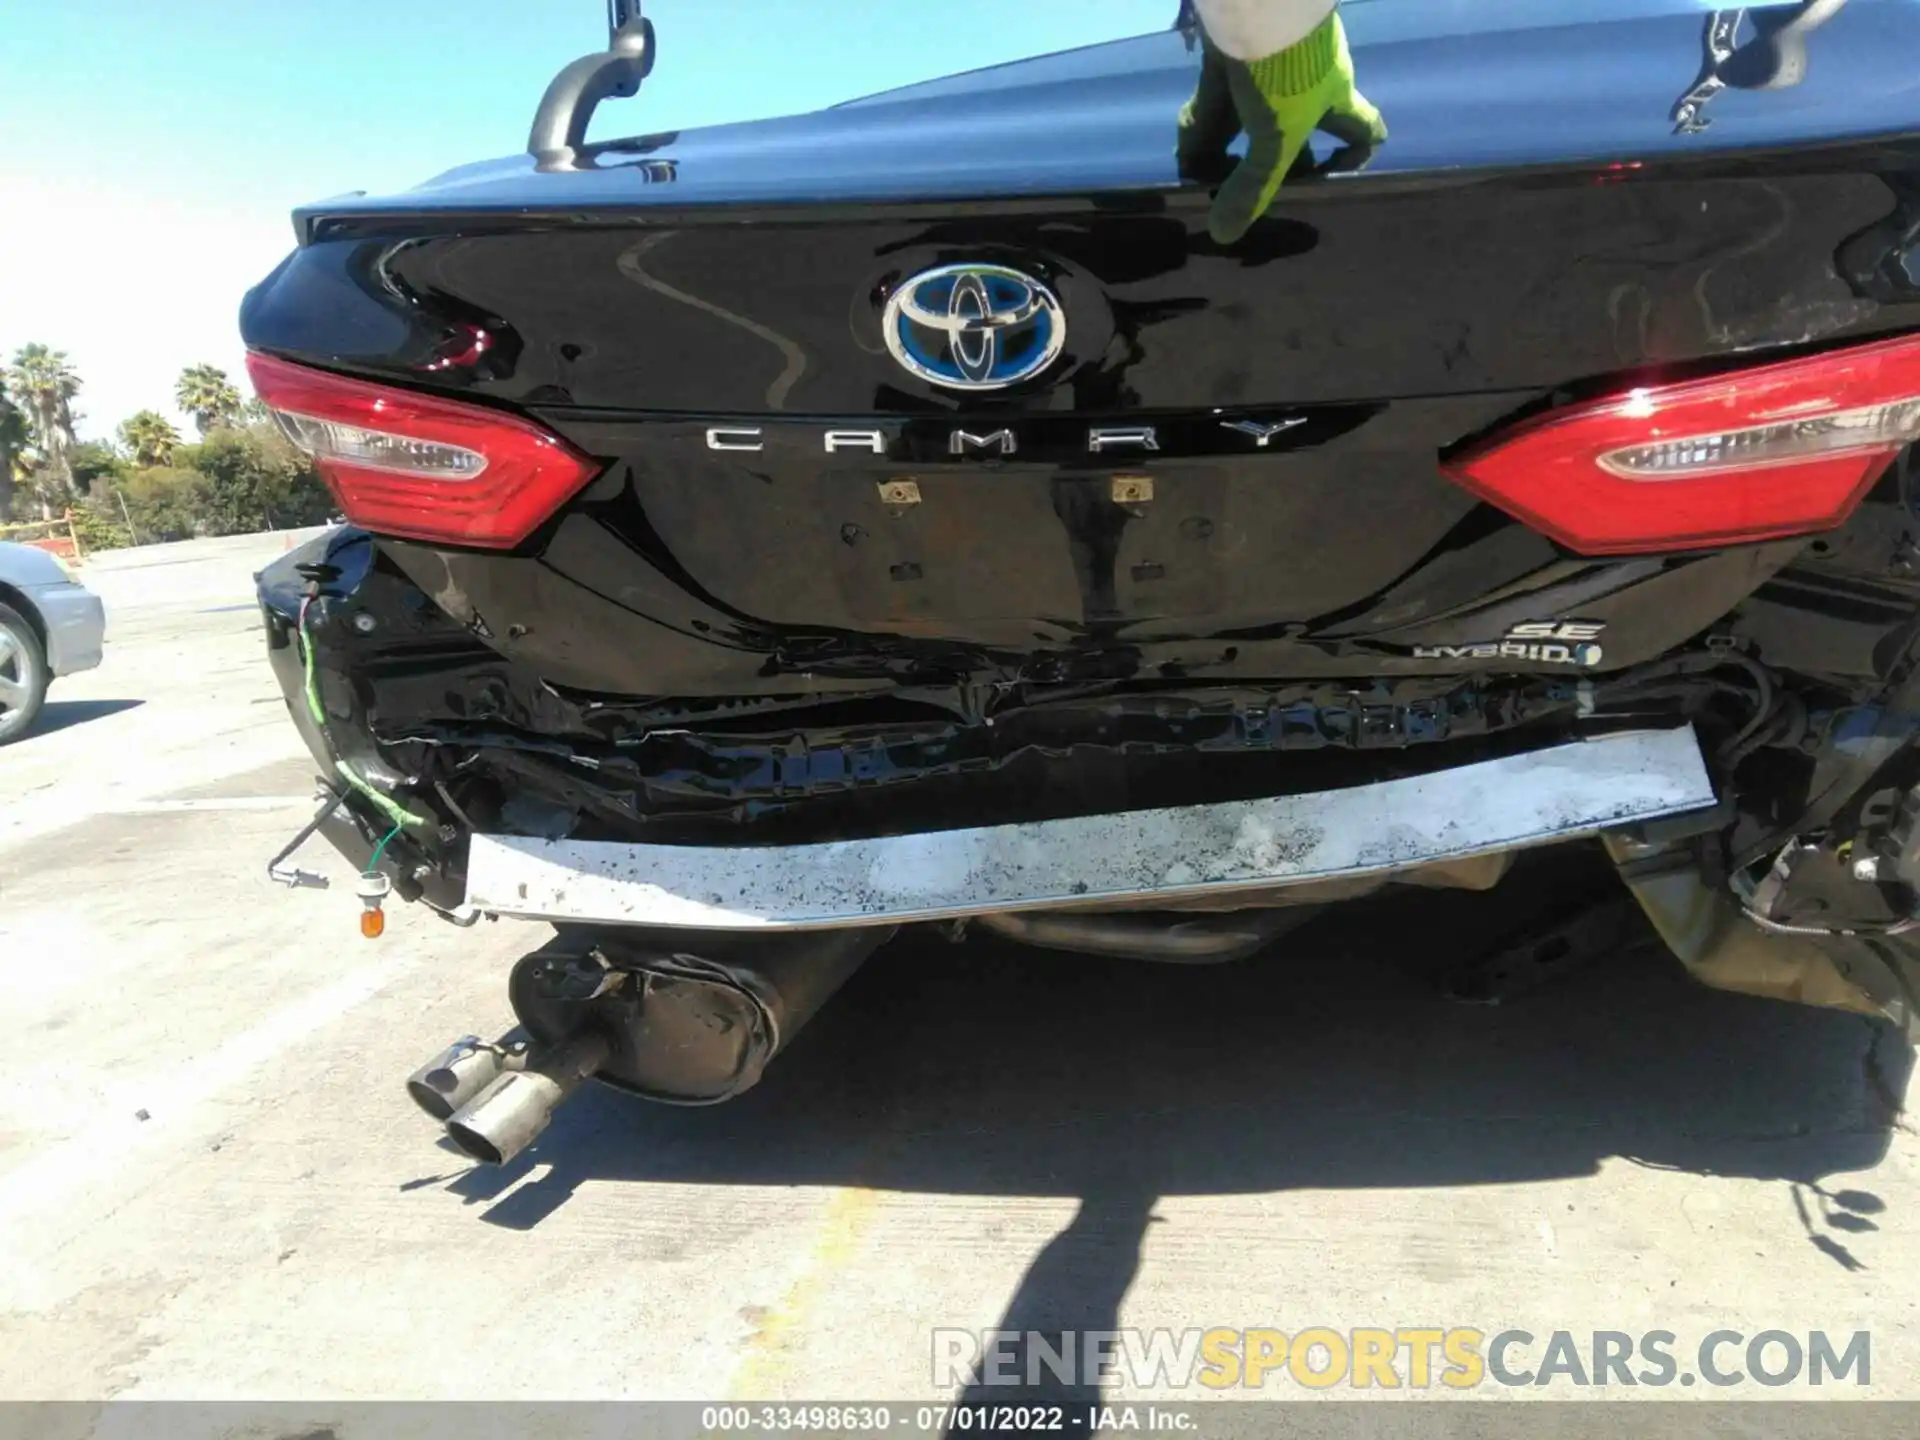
405, 1035, 528, 1122
443, 1030, 611, 1166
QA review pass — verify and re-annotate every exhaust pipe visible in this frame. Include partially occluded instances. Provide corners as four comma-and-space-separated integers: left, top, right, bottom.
443, 1029, 611, 1166
420, 928, 892, 1165
972, 907, 1317, 963
405, 1035, 528, 1122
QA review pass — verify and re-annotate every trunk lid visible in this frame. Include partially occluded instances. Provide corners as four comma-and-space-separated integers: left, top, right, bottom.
244, 0, 1920, 690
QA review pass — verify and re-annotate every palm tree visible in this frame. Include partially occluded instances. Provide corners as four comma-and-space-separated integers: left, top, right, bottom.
6, 344, 81, 513
119, 409, 181, 467
0, 383, 27, 521
175, 364, 242, 435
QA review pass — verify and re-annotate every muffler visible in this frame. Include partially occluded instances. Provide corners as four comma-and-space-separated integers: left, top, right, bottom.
405, 1036, 528, 1121
442, 1030, 611, 1166
508, 927, 891, 1104
424, 927, 891, 1165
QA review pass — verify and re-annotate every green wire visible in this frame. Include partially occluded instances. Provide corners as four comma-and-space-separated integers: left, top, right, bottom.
334, 759, 430, 828
367, 821, 404, 873
299, 595, 431, 835
300, 596, 325, 727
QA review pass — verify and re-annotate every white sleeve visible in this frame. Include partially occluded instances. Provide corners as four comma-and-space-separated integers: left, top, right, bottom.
1190, 0, 1339, 60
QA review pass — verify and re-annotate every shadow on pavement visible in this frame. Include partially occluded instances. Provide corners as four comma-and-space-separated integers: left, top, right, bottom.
426, 852, 1911, 1419
22, 698, 143, 740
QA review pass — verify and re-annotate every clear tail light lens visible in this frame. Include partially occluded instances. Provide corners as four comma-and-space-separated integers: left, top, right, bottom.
246, 353, 599, 548
1444, 332, 1920, 555
271, 412, 489, 481
1596, 398, 1920, 479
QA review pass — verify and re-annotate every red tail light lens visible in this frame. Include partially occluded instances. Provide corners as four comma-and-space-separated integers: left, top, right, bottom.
246, 353, 600, 548
1443, 332, 1920, 555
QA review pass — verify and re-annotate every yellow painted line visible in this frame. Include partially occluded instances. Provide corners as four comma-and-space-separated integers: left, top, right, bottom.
725, 1185, 884, 1400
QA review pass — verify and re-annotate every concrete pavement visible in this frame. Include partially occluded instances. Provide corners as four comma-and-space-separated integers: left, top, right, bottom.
2, 536, 1917, 1418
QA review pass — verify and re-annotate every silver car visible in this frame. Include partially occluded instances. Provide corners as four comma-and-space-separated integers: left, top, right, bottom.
0, 541, 106, 744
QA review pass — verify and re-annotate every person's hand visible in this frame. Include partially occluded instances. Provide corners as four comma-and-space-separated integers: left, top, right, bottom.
1177, 10, 1386, 244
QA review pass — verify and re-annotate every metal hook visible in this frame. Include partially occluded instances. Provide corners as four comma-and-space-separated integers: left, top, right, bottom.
529, 1, 658, 169
267, 787, 348, 890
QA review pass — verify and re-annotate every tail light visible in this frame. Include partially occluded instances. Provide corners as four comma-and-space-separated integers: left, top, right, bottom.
246, 353, 600, 548
1444, 332, 1920, 555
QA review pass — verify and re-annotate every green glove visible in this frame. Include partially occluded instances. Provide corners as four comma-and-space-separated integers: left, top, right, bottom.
1177, 11, 1387, 244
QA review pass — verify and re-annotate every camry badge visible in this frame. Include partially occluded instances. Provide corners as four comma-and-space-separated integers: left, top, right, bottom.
883, 263, 1065, 391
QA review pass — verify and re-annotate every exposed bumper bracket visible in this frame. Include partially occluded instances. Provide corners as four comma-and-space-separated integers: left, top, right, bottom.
465, 728, 1716, 932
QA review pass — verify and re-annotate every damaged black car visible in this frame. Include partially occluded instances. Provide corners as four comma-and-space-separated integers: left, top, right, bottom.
245, 0, 1920, 1163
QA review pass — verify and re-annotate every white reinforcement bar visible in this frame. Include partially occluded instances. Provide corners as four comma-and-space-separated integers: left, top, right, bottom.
464, 727, 1715, 931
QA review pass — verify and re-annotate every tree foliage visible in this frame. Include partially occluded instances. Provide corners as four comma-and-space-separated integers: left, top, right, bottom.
70, 439, 124, 482
0, 347, 331, 544
118, 410, 180, 467
176, 422, 333, 535
6, 343, 82, 516
175, 364, 243, 436
0, 380, 26, 522
117, 466, 209, 544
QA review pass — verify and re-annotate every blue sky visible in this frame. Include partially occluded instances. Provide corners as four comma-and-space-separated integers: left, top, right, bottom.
0, 1, 1173, 440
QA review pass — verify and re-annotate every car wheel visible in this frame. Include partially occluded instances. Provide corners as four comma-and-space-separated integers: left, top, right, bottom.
0, 602, 50, 745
